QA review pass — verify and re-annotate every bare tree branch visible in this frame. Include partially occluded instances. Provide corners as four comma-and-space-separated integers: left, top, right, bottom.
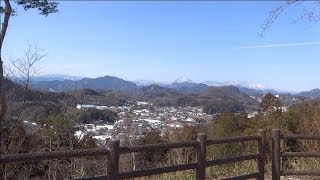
259, 1, 298, 37
5, 43, 45, 153
259, 0, 320, 37
291, 2, 320, 24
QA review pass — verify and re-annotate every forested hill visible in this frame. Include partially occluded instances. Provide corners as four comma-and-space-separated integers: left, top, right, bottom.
296, 89, 320, 98
31, 75, 137, 92
4, 78, 76, 123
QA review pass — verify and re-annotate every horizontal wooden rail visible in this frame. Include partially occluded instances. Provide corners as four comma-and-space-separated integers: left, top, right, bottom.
206, 136, 260, 145
119, 141, 198, 154
206, 154, 260, 167
221, 172, 260, 180
273, 129, 320, 179
118, 163, 197, 179
76, 176, 107, 180
0, 148, 110, 164
1, 130, 266, 180
282, 170, 320, 176
282, 152, 320, 158
282, 134, 320, 140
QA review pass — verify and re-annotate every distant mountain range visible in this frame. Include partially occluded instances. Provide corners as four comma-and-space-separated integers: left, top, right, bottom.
133, 84, 258, 113
296, 89, 320, 98
32, 74, 84, 82
203, 80, 266, 90
31, 75, 137, 92
7, 73, 320, 115
4, 77, 256, 114
173, 76, 195, 84
29, 74, 320, 98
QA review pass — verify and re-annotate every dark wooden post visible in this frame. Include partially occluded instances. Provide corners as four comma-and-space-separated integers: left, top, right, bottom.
107, 139, 120, 180
257, 129, 266, 180
196, 133, 207, 180
272, 129, 281, 180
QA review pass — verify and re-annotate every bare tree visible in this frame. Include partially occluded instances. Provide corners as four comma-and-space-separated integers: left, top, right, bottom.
2, 44, 45, 179
6, 43, 45, 130
0, 1, 58, 166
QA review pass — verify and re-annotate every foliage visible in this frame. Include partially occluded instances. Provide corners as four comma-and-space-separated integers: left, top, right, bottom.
259, 93, 281, 112
78, 108, 117, 124
136, 130, 167, 169
16, 0, 58, 16
206, 160, 256, 179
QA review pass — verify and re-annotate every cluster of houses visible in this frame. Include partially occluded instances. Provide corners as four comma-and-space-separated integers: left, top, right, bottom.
73, 97, 291, 145
74, 101, 213, 145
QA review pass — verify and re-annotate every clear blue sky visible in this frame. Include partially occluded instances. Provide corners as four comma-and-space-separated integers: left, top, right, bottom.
3, 1, 320, 91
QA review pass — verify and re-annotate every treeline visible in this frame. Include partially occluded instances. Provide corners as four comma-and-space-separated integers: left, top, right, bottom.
66, 85, 258, 114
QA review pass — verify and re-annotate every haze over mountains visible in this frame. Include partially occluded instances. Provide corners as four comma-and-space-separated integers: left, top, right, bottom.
29, 74, 319, 98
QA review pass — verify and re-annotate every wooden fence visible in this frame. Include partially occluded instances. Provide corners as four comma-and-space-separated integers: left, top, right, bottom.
272, 129, 320, 180
0, 129, 266, 180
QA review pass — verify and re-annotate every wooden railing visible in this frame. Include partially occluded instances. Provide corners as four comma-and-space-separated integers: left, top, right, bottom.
1, 129, 266, 180
272, 129, 320, 180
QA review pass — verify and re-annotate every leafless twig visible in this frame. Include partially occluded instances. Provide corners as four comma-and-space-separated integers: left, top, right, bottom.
259, 0, 300, 37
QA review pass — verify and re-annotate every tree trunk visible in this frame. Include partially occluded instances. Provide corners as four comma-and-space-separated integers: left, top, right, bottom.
0, 0, 12, 150
0, 0, 12, 178
0, 57, 5, 150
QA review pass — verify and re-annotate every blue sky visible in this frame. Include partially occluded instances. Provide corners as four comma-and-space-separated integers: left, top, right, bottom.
3, 1, 320, 91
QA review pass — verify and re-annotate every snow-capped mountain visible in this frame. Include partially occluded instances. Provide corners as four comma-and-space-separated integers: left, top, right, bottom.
32, 74, 83, 82
203, 80, 266, 90
234, 81, 266, 90
134, 80, 158, 86
30, 74, 294, 95
134, 80, 170, 86
135, 77, 268, 91
202, 81, 228, 87
173, 76, 195, 83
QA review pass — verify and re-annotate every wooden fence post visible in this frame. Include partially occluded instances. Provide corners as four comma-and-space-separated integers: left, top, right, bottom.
257, 129, 266, 180
272, 129, 281, 180
107, 139, 120, 180
196, 133, 207, 180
